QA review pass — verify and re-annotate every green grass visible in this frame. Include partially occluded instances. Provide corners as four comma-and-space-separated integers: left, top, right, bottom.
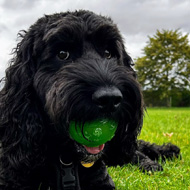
108, 107, 190, 190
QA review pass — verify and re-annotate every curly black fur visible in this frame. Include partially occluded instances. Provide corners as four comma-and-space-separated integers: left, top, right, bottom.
0, 10, 180, 190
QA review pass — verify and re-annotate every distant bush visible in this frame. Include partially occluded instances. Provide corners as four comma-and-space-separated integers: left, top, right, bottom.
143, 89, 190, 107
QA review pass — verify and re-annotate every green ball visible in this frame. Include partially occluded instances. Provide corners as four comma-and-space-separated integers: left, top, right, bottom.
69, 119, 117, 147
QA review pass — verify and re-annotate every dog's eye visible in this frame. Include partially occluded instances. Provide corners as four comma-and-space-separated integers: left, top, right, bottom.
104, 50, 111, 59
58, 51, 70, 60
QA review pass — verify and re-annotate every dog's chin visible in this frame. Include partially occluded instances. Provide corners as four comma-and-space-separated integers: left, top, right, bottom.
73, 141, 105, 163
81, 145, 104, 163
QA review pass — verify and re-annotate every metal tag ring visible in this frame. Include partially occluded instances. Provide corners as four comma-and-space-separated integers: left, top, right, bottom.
59, 156, 73, 166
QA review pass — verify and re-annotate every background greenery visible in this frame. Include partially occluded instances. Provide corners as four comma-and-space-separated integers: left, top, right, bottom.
108, 29, 190, 189
108, 108, 190, 190
135, 29, 190, 107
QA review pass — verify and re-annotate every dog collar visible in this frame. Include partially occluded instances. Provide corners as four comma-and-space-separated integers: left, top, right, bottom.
39, 154, 98, 189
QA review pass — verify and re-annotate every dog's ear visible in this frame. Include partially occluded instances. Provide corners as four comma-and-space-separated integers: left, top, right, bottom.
122, 50, 138, 78
123, 50, 134, 67
0, 30, 46, 173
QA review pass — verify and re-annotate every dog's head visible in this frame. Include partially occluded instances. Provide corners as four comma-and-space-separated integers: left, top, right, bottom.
0, 10, 143, 165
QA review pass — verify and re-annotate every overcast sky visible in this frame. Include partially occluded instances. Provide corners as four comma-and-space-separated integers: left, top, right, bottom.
0, 0, 190, 78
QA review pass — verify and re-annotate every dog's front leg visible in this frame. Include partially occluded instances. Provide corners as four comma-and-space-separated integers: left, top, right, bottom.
131, 150, 163, 172
137, 140, 181, 161
79, 159, 115, 190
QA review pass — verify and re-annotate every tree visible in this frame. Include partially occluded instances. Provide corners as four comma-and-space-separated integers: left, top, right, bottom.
135, 29, 190, 107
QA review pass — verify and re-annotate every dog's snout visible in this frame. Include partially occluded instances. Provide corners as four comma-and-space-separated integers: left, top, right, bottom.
92, 87, 123, 112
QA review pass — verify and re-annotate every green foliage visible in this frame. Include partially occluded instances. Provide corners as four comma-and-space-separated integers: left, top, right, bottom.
143, 89, 190, 107
135, 29, 190, 107
108, 108, 190, 189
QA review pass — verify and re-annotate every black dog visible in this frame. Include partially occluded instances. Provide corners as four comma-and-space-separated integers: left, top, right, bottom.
0, 10, 180, 190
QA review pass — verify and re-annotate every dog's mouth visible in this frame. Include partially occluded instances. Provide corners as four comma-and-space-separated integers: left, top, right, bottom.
83, 144, 105, 154
69, 118, 117, 163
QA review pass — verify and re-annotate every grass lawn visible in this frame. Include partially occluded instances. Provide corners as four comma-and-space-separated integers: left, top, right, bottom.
108, 107, 190, 190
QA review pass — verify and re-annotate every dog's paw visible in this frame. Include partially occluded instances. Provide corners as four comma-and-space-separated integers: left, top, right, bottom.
139, 158, 163, 172
160, 143, 181, 160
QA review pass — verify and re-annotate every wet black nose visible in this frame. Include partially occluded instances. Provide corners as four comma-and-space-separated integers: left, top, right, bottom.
92, 86, 123, 112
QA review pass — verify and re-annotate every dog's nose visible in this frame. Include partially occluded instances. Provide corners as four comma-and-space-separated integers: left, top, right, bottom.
92, 87, 123, 112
